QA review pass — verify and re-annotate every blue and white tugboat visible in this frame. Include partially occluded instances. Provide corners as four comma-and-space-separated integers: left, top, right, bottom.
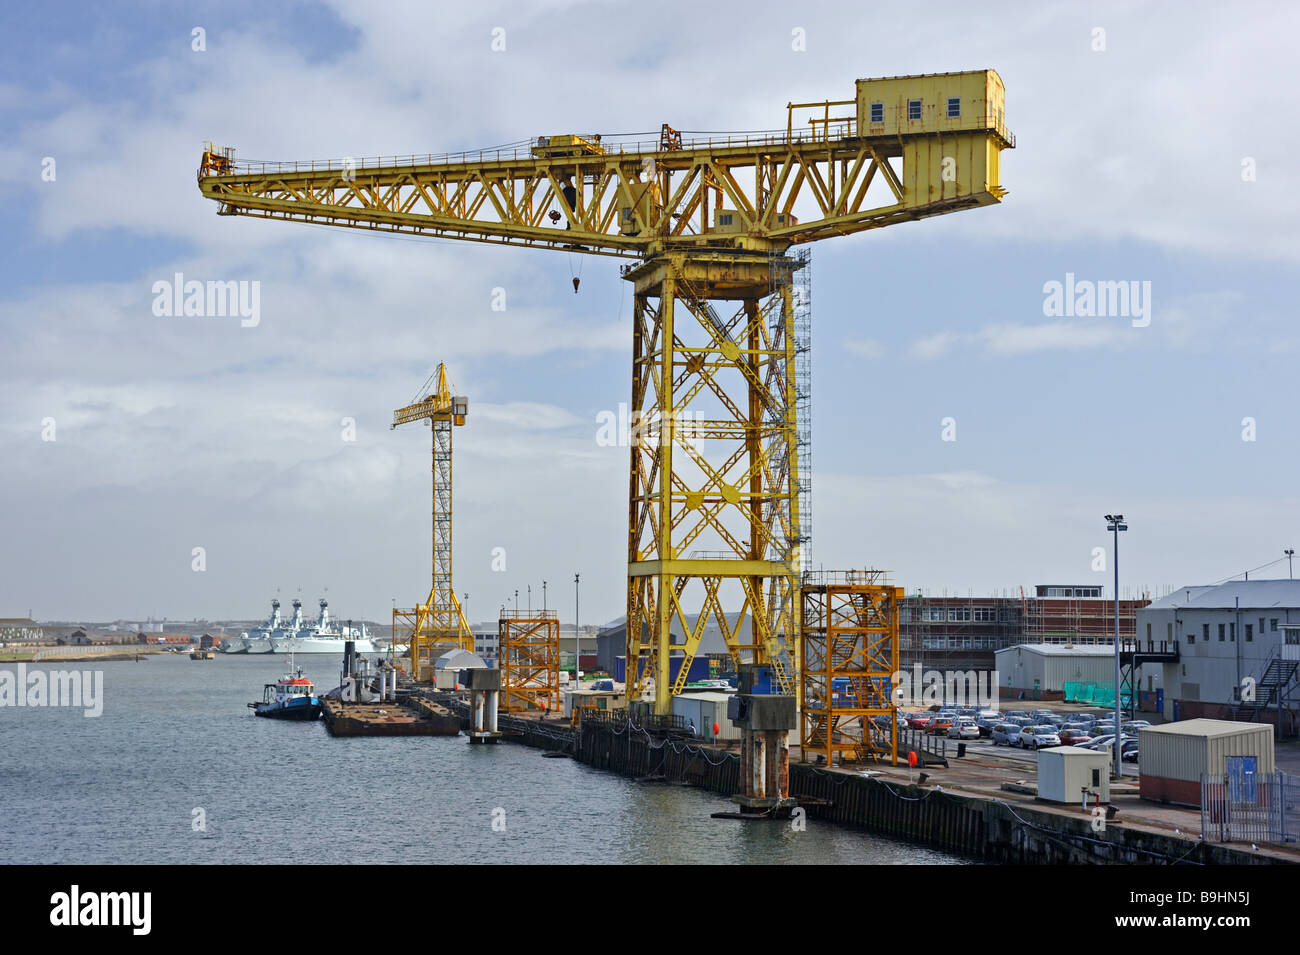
249, 644, 321, 720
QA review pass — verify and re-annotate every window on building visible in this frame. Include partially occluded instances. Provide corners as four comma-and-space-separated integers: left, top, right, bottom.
1218, 623, 1225, 642
1186, 631, 1194, 645
1203, 624, 1210, 641
870, 102, 884, 123
1167, 622, 1173, 641
1230, 622, 1235, 641
1246, 623, 1253, 642
1146, 622, 1152, 640
908, 99, 922, 121
1271, 618, 1279, 632
947, 97, 961, 118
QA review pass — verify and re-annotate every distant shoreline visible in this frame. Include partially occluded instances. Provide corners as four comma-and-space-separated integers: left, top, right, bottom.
0, 650, 168, 663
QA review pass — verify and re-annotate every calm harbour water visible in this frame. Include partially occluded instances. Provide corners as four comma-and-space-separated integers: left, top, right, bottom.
0, 655, 962, 865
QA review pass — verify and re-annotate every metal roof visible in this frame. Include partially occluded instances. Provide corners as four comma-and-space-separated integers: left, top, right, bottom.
994, 643, 1115, 657
1146, 579, 1300, 611
1140, 718, 1269, 738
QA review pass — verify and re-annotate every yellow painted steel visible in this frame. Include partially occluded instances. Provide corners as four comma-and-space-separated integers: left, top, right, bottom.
194, 71, 1012, 713
801, 571, 902, 766
498, 611, 561, 714
624, 253, 802, 714
196, 71, 1011, 260
391, 364, 472, 682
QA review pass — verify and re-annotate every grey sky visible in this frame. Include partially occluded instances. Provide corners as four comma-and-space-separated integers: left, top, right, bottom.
1, 1, 1297, 624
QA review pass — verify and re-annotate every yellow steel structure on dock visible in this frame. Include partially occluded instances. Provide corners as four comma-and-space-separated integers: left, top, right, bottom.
498, 610, 561, 715
196, 70, 1013, 715
391, 364, 473, 682
801, 571, 902, 766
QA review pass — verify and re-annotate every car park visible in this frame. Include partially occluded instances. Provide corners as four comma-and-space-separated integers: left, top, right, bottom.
1019, 725, 1062, 750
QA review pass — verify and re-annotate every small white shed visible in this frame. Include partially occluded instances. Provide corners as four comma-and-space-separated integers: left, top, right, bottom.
1036, 746, 1112, 804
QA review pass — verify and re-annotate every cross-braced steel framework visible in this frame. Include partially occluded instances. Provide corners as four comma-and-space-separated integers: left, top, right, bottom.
625, 252, 803, 715
499, 610, 560, 714
801, 571, 901, 766
391, 365, 472, 682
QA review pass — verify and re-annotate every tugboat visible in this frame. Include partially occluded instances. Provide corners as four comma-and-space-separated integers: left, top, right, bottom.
249, 646, 321, 720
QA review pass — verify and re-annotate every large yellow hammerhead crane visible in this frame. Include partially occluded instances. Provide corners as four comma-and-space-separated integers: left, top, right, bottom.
197, 70, 1013, 714
391, 363, 472, 682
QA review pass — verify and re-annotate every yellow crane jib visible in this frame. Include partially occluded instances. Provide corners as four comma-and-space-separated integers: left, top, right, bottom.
196, 70, 1012, 259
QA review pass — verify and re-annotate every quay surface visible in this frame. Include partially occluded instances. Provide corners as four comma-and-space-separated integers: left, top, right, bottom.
442, 700, 1298, 865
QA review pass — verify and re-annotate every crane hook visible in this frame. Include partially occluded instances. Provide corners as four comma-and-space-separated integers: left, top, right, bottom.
572, 277, 581, 294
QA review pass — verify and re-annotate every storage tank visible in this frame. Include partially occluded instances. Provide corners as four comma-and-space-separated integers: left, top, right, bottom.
1138, 719, 1275, 807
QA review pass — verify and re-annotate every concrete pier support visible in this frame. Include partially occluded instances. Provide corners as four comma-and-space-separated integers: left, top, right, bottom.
727, 664, 798, 818
465, 668, 503, 744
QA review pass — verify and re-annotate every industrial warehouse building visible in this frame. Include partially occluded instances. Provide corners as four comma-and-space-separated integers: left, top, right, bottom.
994, 643, 1120, 700
1138, 580, 1300, 732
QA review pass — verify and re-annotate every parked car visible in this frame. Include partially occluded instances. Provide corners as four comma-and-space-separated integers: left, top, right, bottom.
948, 718, 980, 740
1122, 721, 1151, 733
975, 713, 1003, 736
1059, 729, 1094, 746
1059, 722, 1091, 733
1019, 725, 1062, 750
907, 713, 931, 730
926, 716, 954, 736
1082, 734, 1135, 751
991, 723, 1021, 746
1121, 739, 1140, 762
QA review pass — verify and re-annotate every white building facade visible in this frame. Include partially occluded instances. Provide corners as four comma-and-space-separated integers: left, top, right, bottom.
1138, 580, 1300, 731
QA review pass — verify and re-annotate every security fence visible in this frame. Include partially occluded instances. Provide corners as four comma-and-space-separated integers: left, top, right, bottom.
1200, 771, 1300, 845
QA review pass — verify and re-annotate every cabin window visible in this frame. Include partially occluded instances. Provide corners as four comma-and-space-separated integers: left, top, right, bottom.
947, 97, 961, 118
908, 99, 922, 121
869, 102, 883, 123
719, 213, 733, 226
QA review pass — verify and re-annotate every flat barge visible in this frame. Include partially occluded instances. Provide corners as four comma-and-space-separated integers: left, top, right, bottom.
321, 697, 459, 737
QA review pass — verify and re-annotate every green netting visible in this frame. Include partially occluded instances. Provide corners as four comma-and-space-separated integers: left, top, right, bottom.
1064, 681, 1120, 706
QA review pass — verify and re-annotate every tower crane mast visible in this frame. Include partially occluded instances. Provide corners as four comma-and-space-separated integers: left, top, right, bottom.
198, 70, 1013, 714
391, 363, 472, 681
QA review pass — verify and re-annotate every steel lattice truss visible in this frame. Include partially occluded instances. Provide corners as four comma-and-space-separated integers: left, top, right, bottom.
391, 365, 472, 681
625, 253, 802, 711
499, 612, 560, 714
801, 573, 901, 766
197, 118, 1007, 260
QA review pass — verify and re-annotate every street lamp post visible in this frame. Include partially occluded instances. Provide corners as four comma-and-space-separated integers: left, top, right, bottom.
574, 573, 581, 681
543, 580, 548, 612
1286, 549, 1295, 580
1105, 514, 1128, 777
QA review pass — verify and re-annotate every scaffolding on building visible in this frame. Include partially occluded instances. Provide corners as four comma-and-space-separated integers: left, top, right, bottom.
801, 570, 901, 766
499, 610, 560, 715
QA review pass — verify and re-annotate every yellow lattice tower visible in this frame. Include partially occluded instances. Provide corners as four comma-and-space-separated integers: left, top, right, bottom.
801, 570, 902, 766
391, 364, 473, 682
498, 610, 561, 714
